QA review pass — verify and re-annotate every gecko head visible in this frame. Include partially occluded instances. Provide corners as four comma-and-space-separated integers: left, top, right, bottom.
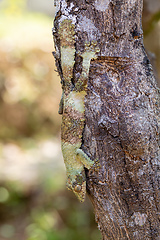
73, 181, 86, 202
66, 174, 86, 202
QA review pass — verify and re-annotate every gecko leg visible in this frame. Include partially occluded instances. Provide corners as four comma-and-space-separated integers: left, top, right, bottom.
76, 149, 94, 169
58, 90, 64, 114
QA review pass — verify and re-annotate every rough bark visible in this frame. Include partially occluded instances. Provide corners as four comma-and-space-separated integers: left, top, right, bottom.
53, 0, 160, 239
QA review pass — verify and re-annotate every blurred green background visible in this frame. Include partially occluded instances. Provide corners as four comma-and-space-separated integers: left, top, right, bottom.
0, 0, 159, 240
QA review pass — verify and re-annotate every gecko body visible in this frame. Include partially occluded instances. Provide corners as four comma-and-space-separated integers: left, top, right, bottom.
58, 19, 99, 202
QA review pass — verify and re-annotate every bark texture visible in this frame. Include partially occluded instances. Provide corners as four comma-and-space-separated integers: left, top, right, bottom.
53, 0, 160, 239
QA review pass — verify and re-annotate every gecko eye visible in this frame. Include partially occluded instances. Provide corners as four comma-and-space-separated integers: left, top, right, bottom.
74, 185, 82, 192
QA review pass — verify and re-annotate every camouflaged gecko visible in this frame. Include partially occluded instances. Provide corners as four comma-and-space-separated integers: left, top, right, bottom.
58, 19, 99, 202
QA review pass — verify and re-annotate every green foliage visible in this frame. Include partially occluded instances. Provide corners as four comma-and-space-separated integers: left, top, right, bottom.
0, 181, 100, 240
26, 198, 100, 240
144, 11, 160, 36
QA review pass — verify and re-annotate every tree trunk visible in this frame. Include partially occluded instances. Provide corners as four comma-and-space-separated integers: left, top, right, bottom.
53, 0, 160, 239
